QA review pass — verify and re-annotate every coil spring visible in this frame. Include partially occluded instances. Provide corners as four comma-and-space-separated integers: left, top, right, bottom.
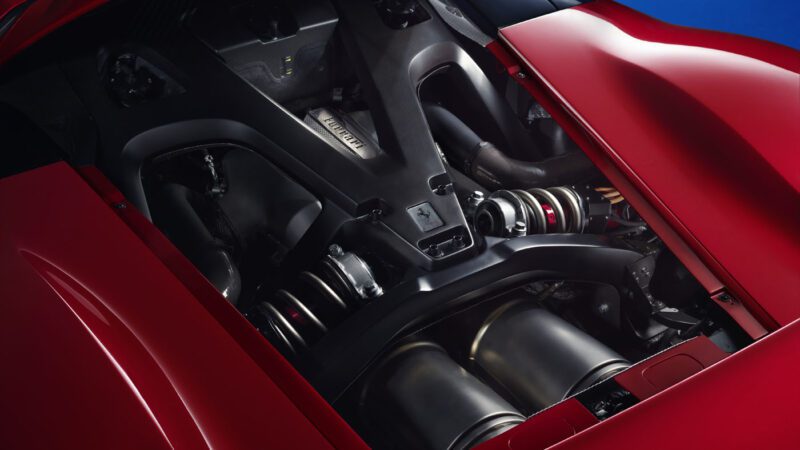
258, 247, 382, 354
472, 186, 612, 237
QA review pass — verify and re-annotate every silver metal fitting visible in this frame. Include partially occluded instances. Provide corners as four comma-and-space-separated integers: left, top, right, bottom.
327, 245, 383, 299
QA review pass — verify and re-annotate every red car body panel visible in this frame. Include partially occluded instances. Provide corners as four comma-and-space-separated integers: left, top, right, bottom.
477, 336, 725, 450
0, 162, 367, 449
497, 0, 800, 328
478, 316, 800, 450
0, 0, 107, 66
1, 1, 799, 449
551, 319, 800, 450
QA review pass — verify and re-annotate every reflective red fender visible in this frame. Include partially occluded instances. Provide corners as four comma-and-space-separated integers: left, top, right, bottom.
492, 0, 800, 331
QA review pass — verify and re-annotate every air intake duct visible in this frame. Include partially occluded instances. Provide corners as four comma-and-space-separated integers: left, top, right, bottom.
423, 103, 595, 190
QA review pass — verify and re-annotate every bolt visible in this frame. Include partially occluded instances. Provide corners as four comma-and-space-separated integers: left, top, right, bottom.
370, 208, 383, 223
718, 293, 733, 303
515, 71, 527, 79
426, 243, 443, 257
467, 191, 485, 207
465, 191, 486, 220
113, 202, 127, 209
512, 220, 527, 237
328, 244, 344, 258
434, 184, 448, 195
452, 234, 465, 249
365, 283, 384, 298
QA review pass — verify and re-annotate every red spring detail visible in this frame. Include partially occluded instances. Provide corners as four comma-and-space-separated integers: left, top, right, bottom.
286, 307, 305, 325
541, 203, 557, 232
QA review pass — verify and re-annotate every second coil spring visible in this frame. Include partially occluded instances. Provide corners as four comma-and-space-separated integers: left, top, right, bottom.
472, 186, 612, 238
258, 245, 382, 355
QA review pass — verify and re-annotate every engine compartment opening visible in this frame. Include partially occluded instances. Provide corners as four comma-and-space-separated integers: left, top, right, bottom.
0, 0, 760, 448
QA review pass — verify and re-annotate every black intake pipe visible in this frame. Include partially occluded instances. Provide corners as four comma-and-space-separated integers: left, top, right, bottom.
150, 183, 242, 304
423, 103, 596, 189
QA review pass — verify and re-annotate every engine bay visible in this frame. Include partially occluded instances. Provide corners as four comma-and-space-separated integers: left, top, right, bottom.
0, 0, 754, 448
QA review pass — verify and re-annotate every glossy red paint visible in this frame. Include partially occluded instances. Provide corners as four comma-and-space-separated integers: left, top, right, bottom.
0, 162, 367, 449
614, 335, 727, 400
549, 317, 800, 450
0, 0, 107, 66
485, 40, 732, 313
477, 336, 729, 449
497, 0, 800, 328
481, 317, 800, 450
485, 40, 768, 340
476, 398, 598, 450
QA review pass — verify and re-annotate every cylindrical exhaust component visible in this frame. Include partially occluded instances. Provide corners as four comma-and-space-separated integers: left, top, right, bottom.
471, 302, 630, 413
364, 342, 524, 450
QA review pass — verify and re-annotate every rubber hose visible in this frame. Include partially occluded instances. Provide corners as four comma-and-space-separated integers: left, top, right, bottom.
152, 183, 242, 304
423, 103, 596, 189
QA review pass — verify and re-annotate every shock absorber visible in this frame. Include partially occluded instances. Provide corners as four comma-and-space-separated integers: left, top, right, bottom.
255, 244, 383, 355
471, 185, 614, 237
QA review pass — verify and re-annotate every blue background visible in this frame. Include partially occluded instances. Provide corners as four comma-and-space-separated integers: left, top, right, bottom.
615, 0, 800, 50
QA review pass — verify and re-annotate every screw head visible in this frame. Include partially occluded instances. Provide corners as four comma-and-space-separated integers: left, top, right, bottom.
512, 220, 527, 236
467, 191, 485, 208
328, 244, 344, 258
426, 243, 443, 257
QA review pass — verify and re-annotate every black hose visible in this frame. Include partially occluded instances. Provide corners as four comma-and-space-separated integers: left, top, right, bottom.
610, 214, 647, 227
151, 183, 242, 304
423, 103, 484, 162
423, 103, 596, 189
